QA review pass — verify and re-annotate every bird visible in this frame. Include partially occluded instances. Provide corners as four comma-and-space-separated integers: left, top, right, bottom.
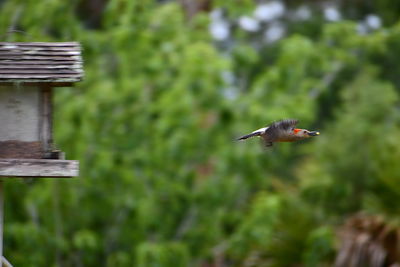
237, 119, 319, 147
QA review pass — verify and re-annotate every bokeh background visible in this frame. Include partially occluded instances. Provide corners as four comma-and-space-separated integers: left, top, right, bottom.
1, 0, 400, 266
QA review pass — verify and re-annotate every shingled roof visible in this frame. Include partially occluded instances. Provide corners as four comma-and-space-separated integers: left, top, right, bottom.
0, 42, 83, 84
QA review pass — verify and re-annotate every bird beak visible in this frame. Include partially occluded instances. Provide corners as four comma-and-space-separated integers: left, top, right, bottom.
308, 131, 320, 136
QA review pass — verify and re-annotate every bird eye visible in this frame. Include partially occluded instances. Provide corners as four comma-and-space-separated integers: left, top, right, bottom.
303, 130, 307, 133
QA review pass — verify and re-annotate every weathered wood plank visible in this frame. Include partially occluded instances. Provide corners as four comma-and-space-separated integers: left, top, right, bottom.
0, 70, 81, 74
0, 86, 41, 143
0, 70, 82, 74
0, 159, 79, 177
0, 51, 81, 56
0, 42, 79, 46
39, 86, 52, 154
0, 79, 79, 83
0, 47, 81, 51
0, 82, 74, 87
0, 55, 81, 60
0, 60, 82, 65
0, 141, 43, 159
0, 65, 82, 69
0, 74, 82, 78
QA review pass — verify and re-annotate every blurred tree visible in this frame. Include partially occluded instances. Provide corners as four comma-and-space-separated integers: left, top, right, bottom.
0, 0, 400, 266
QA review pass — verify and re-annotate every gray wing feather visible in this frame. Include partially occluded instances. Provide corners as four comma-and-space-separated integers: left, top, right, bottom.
263, 119, 299, 141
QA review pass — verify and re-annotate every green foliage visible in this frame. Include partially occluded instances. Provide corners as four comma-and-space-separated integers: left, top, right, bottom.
301, 68, 400, 214
1, 0, 400, 266
229, 192, 335, 267
136, 242, 189, 267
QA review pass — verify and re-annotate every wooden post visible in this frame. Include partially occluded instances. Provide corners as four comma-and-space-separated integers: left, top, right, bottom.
39, 86, 53, 153
0, 180, 3, 265
0, 180, 13, 267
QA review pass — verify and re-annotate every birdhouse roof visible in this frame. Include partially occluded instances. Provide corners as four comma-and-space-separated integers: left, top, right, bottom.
0, 42, 83, 84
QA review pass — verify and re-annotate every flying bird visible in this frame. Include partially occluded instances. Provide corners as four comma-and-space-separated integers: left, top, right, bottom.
237, 119, 319, 147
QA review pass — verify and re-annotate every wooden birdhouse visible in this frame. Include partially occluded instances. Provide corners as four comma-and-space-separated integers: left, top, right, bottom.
0, 42, 83, 178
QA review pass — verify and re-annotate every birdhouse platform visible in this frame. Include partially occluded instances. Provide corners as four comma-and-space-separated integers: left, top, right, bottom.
0, 42, 83, 178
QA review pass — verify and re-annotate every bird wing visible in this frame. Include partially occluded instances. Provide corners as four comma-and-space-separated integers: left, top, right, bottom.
252, 127, 269, 134
237, 127, 269, 140
264, 119, 299, 141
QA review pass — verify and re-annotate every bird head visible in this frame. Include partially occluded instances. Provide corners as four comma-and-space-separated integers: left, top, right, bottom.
292, 128, 320, 138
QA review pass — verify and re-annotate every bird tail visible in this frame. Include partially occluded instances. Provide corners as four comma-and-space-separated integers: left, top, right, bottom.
237, 132, 260, 140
